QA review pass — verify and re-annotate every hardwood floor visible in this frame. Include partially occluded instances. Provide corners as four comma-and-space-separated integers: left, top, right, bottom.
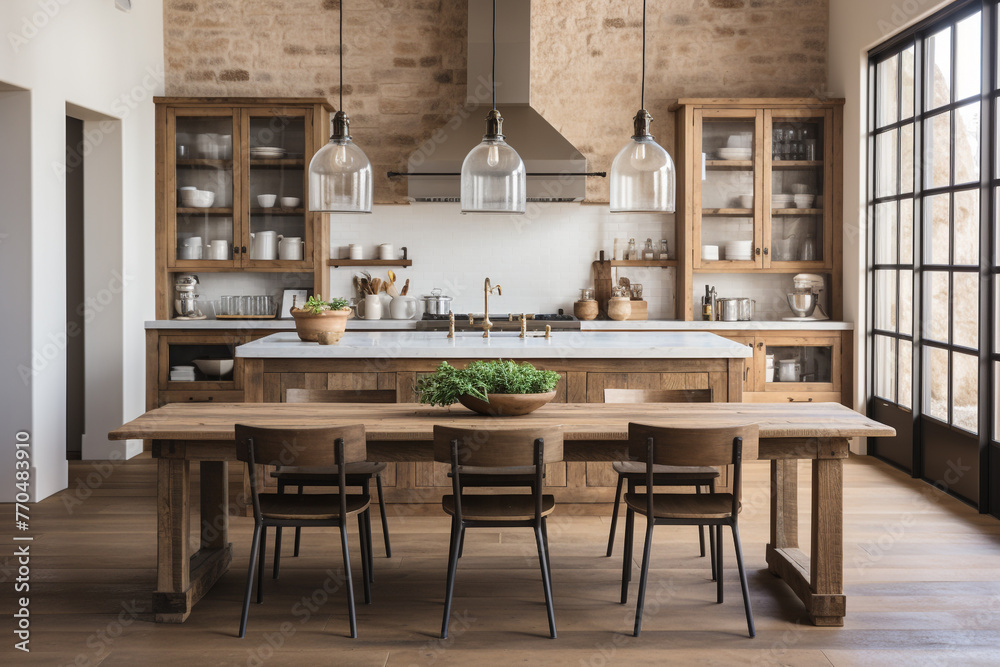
3, 454, 1000, 665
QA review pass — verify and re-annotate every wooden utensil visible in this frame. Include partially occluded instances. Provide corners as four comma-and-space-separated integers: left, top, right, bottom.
401, 278, 409, 296
371, 278, 382, 294
387, 270, 400, 297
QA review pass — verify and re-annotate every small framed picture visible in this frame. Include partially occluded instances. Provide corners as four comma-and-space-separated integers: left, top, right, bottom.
279, 288, 311, 319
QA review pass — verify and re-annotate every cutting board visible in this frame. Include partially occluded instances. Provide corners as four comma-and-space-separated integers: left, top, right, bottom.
592, 251, 612, 318
626, 300, 648, 320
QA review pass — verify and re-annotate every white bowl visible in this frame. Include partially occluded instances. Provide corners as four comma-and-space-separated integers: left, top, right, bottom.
193, 359, 234, 377
280, 196, 301, 208
736, 194, 754, 209
793, 194, 816, 208
180, 189, 215, 208
257, 194, 277, 208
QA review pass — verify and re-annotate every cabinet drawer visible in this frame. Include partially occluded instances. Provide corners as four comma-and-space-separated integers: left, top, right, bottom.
159, 390, 244, 406
744, 391, 841, 404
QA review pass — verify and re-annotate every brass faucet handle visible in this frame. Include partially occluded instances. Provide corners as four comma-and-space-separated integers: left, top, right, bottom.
545, 325, 552, 339
519, 313, 527, 338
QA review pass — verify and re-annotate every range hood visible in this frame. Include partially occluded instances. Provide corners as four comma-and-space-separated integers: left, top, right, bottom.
405, 0, 588, 203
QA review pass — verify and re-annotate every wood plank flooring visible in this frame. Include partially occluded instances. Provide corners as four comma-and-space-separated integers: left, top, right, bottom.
2, 454, 1000, 665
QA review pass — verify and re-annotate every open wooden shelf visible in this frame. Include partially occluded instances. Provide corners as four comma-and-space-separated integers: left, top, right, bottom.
328, 259, 413, 268
611, 259, 677, 268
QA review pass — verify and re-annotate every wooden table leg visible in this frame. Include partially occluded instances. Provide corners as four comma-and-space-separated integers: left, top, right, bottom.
765, 439, 847, 627
153, 444, 233, 623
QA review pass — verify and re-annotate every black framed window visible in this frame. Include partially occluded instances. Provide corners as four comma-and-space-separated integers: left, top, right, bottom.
869, 0, 995, 511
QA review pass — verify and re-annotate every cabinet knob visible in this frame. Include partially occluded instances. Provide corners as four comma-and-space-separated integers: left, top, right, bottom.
763, 247, 769, 255
241, 246, 247, 254
755, 247, 761, 256
757, 341, 764, 349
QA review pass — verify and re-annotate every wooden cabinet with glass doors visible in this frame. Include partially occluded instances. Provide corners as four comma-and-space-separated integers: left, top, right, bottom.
672, 99, 844, 320
153, 97, 333, 319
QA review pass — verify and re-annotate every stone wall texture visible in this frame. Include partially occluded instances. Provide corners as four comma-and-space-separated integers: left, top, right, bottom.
163, 0, 828, 202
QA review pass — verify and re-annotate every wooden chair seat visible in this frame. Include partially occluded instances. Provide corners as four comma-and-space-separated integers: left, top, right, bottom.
270, 462, 387, 484
442, 494, 556, 521
624, 492, 737, 520
259, 493, 370, 521
612, 461, 720, 480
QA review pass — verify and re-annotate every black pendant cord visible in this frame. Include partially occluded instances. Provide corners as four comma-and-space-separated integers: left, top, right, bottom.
339, 1, 344, 112
492, 0, 496, 111
641, 0, 646, 111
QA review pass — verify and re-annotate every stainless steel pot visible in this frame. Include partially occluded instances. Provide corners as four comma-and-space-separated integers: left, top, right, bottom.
717, 297, 754, 322
421, 288, 453, 315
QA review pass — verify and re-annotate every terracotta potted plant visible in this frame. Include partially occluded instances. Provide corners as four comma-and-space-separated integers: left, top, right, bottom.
290, 295, 352, 343
416, 360, 560, 416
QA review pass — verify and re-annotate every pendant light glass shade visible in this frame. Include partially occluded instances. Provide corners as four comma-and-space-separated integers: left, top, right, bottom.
307, 2, 373, 214
461, 111, 526, 214
610, 112, 675, 213
308, 112, 372, 214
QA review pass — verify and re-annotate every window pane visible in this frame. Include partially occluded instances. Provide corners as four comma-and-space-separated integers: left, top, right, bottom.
955, 12, 982, 101
900, 197, 914, 264
953, 272, 979, 350
924, 346, 949, 421
900, 44, 915, 120
925, 193, 950, 265
875, 202, 897, 264
924, 112, 951, 188
925, 271, 950, 342
875, 270, 898, 331
954, 103, 980, 184
926, 26, 952, 109
900, 269, 913, 336
876, 129, 898, 197
952, 352, 979, 433
877, 54, 899, 127
875, 335, 896, 401
900, 123, 914, 194
954, 189, 980, 265
899, 339, 913, 409
994, 362, 1000, 441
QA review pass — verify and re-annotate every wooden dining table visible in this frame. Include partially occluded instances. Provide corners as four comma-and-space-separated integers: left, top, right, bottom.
109, 401, 894, 626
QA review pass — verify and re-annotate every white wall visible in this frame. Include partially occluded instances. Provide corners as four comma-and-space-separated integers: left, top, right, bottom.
325, 204, 676, 318
0, 1, 163, 500
828, 0, 953, 448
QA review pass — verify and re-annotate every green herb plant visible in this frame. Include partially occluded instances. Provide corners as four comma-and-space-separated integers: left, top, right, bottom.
416, 360, 561, 406
300, 295, 351, 314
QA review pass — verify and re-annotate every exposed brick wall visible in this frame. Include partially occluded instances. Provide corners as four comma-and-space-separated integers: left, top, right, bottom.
163, 0, 827, 203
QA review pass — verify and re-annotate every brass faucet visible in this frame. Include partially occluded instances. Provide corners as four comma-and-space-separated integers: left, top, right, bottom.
482, 278, 501, 338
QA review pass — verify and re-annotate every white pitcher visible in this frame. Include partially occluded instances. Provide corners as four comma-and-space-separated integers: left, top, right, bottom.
250, 231, 278, 260
357, 294, 382, 320
278, 236, 304, 261
389, 295, 417, 320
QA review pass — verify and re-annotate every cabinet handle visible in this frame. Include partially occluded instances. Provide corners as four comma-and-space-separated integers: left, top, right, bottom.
757, 341, 764, 349
744, 367, 749, 382
241, 246, 247, 254
763, 247, 769, 255
787, 397, 814, 402
232, 246, 239, 255
755, 247, 761, 256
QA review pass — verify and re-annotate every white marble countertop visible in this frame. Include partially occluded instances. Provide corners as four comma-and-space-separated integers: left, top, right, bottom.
147, 318, 852, 332
236, 331, 753, 359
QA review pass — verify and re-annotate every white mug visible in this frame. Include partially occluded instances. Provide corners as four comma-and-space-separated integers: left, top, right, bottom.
358, 294, 382, 320
208, 240, 229, 260
389, 295, 417, 320
278, 236, 304, 261
379, 243, 394, 260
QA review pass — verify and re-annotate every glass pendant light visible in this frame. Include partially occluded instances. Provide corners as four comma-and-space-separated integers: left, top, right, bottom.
610, 0, 675, 213
309, 0, 372, 214
460, 0, 526, 214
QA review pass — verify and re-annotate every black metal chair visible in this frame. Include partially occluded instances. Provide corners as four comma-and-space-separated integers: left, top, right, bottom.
621, 422, 758, 638
435, 425, 563, 639
269, 388, 393, 583
235, 423, 372, 639
603, 389, 720, 577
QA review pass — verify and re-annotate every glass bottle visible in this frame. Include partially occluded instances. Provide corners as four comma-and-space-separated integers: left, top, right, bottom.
643, 238, 655, 260
802, 230, 817, 261
627, 238, 637, 260
659, 239, 670, 260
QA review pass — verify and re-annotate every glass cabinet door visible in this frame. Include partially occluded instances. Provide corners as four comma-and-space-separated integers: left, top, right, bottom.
762, 335, 840, 393
241, 108, 312, 269
765, 110, 831, 268
168, 109, 238, 268
694, 109, 762, 268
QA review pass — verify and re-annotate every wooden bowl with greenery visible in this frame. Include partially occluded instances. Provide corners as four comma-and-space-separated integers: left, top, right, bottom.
290, 295, 352, 343
416, 360, 561, 416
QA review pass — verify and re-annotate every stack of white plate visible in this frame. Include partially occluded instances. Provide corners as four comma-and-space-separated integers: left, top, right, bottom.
250, 146, 287, 159
717, 147, 752, 161
772, 193, 795, 209
725, 240, 754, 261
170, 365, 196, 382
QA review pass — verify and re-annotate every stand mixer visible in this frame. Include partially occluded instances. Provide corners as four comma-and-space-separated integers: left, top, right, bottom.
783, 273, 829, 321
174, 274, 205, 319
